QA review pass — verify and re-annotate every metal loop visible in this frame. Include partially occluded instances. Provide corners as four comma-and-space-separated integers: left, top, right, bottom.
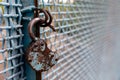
39, 10, 56, 31
28, 17, 45, 41
28, 9, 55, 41
40, 10, 53, 27
34, 8, 48, 24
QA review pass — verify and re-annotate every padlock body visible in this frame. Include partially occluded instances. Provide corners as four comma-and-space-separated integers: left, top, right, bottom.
26, 39, 58, 71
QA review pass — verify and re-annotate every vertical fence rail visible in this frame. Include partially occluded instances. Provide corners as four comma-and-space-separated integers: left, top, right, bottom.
21, 0, 36, 80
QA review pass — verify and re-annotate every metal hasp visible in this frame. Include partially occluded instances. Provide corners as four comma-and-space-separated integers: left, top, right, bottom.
34, 0, 41, 79
34, 0, 39, 38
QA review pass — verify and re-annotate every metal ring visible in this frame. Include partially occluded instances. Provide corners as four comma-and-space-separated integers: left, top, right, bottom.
34, 8, 48, 24
39, 10, 53, 27
39, 10, 56, 31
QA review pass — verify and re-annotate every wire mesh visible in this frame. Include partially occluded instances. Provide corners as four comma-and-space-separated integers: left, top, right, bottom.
0, 0, 107, 80
0, 0, 25, 80
37, 0, 107, 80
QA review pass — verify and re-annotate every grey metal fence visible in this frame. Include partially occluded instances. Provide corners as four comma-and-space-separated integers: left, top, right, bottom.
0, 0, 25, 80
1, 0, 117, 80
38, 0, 106, 80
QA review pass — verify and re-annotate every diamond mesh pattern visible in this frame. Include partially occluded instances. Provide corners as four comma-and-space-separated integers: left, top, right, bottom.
0, 0, 107, 80
0, 0, 25, 80
38, 0, 106, 80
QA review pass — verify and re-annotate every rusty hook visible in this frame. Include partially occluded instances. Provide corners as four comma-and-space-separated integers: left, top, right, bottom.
39, 10, 56, 31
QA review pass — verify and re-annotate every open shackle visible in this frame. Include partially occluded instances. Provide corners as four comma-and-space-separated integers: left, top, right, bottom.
28, 9, 55, 41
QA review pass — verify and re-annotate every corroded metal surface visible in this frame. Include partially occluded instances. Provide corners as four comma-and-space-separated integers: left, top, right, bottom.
26, 39, 58, 71
26, 9, 58, 72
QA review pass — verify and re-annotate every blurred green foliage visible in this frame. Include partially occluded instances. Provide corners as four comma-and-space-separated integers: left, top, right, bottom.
0, 0, 4, 13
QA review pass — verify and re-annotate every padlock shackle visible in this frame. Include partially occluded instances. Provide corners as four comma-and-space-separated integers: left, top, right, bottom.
33, 9, 49, 38
28, 9, 55, 41
28, 18, 44, 41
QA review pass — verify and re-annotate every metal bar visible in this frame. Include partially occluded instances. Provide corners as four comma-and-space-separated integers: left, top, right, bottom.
34, 0, 40, 38
36, 71, 42, 80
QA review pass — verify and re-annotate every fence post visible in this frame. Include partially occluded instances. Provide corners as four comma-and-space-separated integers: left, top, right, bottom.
21, 0, 36, 80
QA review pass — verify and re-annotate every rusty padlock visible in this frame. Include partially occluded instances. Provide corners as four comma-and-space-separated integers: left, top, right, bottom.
26, 17, 59, 72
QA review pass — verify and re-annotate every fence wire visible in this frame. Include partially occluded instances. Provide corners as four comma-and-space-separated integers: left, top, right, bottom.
0, 0, 107, 80
38, 0, 107, 80
0, 0, 25, 80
